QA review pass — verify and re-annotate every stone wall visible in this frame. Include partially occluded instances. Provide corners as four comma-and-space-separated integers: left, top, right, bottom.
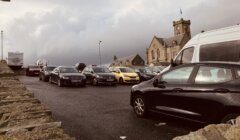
0, 61, 75, 140
173, 117, 240, 140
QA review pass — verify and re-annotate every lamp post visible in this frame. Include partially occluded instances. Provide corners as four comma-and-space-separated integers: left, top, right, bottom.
98, 41, 102, 66
1, 31, 3, 60
0, 0, 10, 60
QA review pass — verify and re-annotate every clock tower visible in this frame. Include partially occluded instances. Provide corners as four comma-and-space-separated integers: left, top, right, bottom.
173, 18, 191, 38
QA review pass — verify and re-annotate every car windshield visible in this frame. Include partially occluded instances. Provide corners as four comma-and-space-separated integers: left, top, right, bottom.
93, 67, 110, 73
46, 67, 56, 71
60, 67, 78, 73
119, 67, 134, 73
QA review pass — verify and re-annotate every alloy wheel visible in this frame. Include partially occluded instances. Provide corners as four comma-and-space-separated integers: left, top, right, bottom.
119, 78, 124, 84
93, 78, 98, 86
226, 119, 236, 125
133, 96, 146, 117
58, 79, 62, 87
49, 77, 52, 84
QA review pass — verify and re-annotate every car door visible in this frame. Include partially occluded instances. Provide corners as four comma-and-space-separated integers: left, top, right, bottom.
182, 65, 235, 122
149, 65, 197, 120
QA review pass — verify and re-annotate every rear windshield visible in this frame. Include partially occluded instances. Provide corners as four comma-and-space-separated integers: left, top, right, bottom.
200, 40, 240, 62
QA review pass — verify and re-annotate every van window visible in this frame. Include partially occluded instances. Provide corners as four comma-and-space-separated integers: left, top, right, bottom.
182, 47, 194, 64
175, 47, 194, 65
200, 40, 240, 62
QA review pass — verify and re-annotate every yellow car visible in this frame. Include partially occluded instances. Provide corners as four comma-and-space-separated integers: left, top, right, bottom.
110, 67, 140, 84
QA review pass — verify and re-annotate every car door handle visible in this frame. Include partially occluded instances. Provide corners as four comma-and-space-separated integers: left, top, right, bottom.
172, 88, 183, 92
214, 88, 229, 93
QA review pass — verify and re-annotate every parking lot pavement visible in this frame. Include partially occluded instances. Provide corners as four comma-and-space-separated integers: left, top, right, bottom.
18, 76, 201, 140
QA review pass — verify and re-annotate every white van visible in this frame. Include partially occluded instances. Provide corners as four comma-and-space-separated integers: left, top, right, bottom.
167, 25, 240, 70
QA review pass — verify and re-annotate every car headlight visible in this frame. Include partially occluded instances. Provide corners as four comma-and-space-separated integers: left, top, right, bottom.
96, 75, 103, 78
45, 72, 50, 75
62, 76, 69, 79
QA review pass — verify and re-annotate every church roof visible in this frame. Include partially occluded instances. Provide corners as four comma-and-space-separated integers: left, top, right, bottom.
155, 34, 186, 47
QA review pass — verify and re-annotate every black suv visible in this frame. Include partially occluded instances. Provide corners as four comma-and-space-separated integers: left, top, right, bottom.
130, 62, 240, 124
39, 66, 56, 82
82, 66, 117, 86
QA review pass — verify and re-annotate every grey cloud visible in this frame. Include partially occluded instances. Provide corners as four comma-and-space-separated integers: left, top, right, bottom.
2, 0, 240, 66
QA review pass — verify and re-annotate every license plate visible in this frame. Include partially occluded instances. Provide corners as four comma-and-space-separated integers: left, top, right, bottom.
72, 80, 81, 82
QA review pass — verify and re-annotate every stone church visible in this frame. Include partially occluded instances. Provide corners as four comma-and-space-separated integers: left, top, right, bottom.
146, 18, 191, 66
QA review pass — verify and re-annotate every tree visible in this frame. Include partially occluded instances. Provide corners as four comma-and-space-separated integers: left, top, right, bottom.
75, 63, 86, 72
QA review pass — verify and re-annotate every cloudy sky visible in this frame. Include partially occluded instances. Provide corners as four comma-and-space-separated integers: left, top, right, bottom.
0, 0, 239, 66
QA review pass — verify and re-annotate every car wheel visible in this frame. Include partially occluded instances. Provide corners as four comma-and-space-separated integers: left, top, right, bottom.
39, 75, 42, 80
93, 78, 98, 86
119, 77, 124, 84
58, 79, 63, 87
133, 95, 148, 118
42, 75, 46, 81
49, 77, 52, 84
221, 114, 239, 125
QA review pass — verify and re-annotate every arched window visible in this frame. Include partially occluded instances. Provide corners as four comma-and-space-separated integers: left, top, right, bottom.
151, 50, 155, 60
157, 49, 160, 60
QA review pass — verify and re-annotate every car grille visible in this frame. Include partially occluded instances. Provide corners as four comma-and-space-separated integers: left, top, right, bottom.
103, 76, 115, 79
129, 76, 136, 78
70, 76, 82, 80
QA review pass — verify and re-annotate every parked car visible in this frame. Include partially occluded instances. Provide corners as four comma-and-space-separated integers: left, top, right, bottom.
110, 67, 140, 84
49, 66, 86, 87
39, 66, 56, 82
130, 62, 240, 124
26, 65, 41, 76
147, 66, 165, 75
163, 25, 240, 73
82, 66, 117, 86
134, 67, 156, 82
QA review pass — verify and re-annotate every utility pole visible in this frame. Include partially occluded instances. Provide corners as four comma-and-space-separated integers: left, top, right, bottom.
1, 31, 3, 60
98, 41, 102, 66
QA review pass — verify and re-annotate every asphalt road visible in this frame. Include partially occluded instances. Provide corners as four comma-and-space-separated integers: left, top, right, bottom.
19, 76, 202, 140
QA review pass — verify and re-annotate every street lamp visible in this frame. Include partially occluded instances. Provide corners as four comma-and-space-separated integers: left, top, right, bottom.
1, 31, 3, 60
98, 41, 102, 66
0, 0, 10, 60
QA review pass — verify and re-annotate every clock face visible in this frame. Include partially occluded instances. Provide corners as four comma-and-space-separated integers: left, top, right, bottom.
177, 26, 180, 30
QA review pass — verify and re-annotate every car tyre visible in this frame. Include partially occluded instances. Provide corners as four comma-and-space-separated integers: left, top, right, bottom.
58, 79, 63, 87
119, 77, 124, 84
42, 75, 46, 82
39, 75, 42, 81
133, 95, 148, 118
93, 78, 98, 86
221, 114, 239, 125
49, 77, 52, 84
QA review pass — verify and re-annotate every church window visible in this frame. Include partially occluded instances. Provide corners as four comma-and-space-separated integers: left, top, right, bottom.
151, 50, 155, 60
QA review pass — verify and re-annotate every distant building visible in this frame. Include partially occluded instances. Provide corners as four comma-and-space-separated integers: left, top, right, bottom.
110, 54, 145, 67
146, 18, 191, 66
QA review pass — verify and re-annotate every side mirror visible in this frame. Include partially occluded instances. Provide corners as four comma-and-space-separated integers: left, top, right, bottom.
153, 79, 166, 88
